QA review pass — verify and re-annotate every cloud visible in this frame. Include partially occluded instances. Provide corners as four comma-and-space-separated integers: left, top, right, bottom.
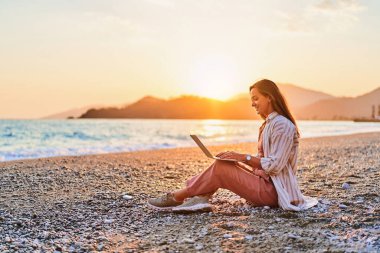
276, 0, 366, 34
68, 11, 160, 46
82, 12, 142, 33
276, 11, 315, 33
142, 0, 175, 8
312, 0, 366, 31
314, 0, 365, 12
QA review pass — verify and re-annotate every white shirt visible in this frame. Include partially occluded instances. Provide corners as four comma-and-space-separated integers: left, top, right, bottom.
259, 111, 318, 211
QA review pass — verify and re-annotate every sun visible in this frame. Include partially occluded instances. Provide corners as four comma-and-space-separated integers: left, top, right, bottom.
187, 55, 240, 100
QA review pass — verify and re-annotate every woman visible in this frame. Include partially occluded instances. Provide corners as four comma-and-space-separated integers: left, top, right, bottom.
148, 79, 318, 212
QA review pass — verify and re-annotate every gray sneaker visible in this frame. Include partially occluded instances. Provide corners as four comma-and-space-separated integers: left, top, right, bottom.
172, 195, 213, 213
147, 193, 183, 211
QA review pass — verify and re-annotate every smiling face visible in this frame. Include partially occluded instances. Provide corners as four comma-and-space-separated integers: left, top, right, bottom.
250, 87, 274, 119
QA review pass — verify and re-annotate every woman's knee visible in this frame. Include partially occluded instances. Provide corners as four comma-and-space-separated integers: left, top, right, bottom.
213, 160, 234, 174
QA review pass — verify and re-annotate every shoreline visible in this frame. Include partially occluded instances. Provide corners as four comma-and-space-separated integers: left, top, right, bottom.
0, 132, 379, 252
2, 131, 380, 164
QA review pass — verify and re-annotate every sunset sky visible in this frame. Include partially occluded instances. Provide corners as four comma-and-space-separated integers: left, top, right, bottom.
1, 0, 380, 119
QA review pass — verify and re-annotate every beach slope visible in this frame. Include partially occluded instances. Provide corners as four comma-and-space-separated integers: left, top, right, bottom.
0, 133, 379, 252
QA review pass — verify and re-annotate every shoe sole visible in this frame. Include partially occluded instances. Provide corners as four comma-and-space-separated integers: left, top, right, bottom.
172, 203, 213, 213
146, 202, 177, 211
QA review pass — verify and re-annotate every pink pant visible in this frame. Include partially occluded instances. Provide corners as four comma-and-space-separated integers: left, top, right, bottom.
185, 160, 278, 207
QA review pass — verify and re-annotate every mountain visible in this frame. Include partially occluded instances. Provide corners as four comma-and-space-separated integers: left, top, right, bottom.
42, 103, 130, 119
296, 87, 380, 120
232, 83, 335, 110
42, 105, 104, 119
79, 84, 380, 120
81, 95, 259, 119
277, 83, 335, 109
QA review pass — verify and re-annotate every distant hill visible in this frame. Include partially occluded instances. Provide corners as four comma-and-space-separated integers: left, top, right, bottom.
296, 87, 380, 120
232, 83, 335, 110
42, 105, 104, 119
277, 83, 335, 109
78, 84, 380, 120
42, 103, 129, 119
80, 95, 259, 119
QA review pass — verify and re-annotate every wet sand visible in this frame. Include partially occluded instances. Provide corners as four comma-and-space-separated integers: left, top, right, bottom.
0, 132, 379, 252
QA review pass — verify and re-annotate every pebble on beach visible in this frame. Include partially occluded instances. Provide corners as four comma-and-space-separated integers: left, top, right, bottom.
104, 219, 114, 224
338, 204, 348, 209
122, 194, 133, 200
342, 182, 351, 190
223, 234, 233, 239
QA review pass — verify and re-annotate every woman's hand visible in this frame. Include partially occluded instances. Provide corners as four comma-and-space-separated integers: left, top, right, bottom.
216, 151, 245, 162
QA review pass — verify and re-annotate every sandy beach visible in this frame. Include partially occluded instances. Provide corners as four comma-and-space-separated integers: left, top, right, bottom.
0, 132, 379, 252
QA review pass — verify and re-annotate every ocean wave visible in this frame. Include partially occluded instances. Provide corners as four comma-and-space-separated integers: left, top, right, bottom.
1, 119, 380, 162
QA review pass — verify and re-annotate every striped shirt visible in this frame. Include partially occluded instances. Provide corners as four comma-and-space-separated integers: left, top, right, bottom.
258, 111, 318, 211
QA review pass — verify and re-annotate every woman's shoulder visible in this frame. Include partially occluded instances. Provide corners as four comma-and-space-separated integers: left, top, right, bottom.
270, 114, 296, 133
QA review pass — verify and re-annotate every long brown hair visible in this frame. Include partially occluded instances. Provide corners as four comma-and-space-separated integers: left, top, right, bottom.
250, 79, 300, 137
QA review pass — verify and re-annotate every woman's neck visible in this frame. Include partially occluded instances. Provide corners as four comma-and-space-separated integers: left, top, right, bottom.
263, 109, 275, 119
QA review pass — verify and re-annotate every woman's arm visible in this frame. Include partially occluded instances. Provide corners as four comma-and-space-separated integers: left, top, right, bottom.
246, 156, 262, 169
260, 122, 295, 175
217, 121, 295, 175
216, 152, 262, 169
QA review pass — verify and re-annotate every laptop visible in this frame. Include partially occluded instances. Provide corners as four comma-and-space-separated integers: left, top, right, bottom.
190, 135, 238, 162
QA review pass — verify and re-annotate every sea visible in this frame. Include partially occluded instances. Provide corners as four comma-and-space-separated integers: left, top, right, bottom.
1, 119, 380, 162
